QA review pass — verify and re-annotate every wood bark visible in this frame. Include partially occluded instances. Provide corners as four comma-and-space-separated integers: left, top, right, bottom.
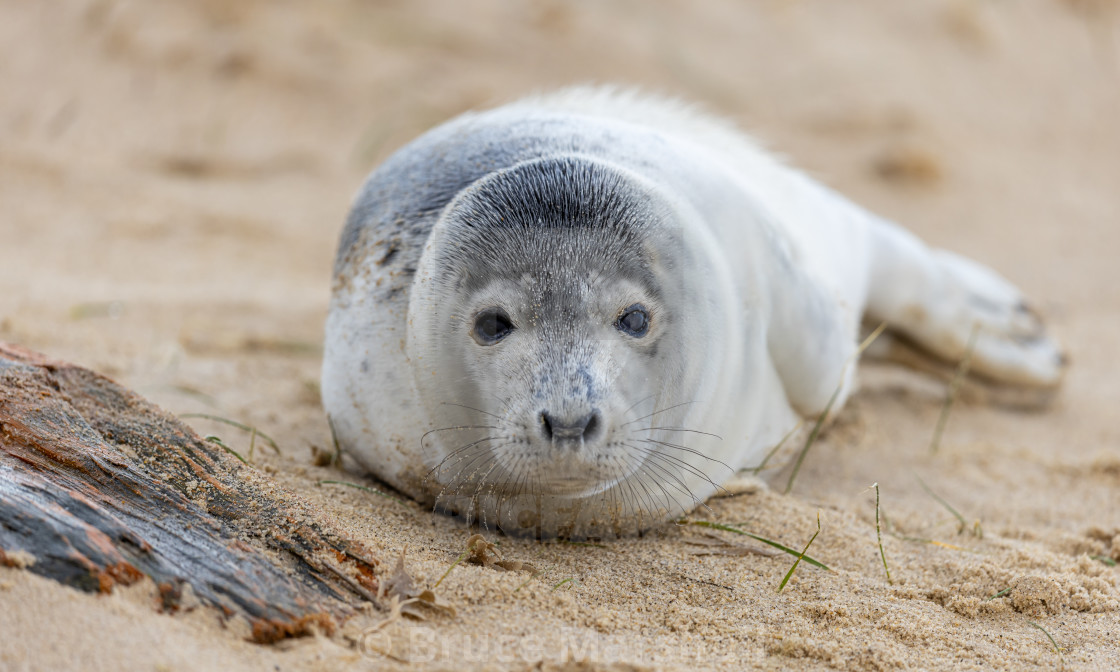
0, 343, 380, 643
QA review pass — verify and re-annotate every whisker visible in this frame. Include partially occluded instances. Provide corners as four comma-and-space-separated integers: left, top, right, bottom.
492, 454, 530, 529
439, 452, 492, 496
637, 437, 734, 472
638, 460, 716, 516
641, 460, 711, 517
439, 402, 504, 421
437, 440, 509, 498
434, 442, 514, 527
602, 460, 625, 527
624, 447, 695, 502
420, 424, 499, 449
501, 454, 526, 497
642, 467, 678, 517
622, 442, 711, 511
632, 440, 730, 494
620, 400, 699, 428
423, 435, 498, 481
620, 394, 656, 422
626, 460, 672, 518
612, 456, 656, 526
649, 463, 689, 512
631, 426, 723, 440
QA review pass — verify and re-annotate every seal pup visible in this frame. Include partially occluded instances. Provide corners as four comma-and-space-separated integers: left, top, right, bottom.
322, 87, 1063, 537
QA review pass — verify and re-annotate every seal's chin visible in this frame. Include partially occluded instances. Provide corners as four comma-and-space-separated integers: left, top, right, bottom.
528, 449, 637, 498
535, 475, 616, 498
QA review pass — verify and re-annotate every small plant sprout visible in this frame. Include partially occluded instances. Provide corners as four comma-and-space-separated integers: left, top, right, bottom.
433, 544, 473, 591
686, 520, 830, 571
785, 322, 887, 495
205, 435, 247, 464
778, 511, 823, 592
509, 548, 554, 594
1026, 620, 1065, 666
562, 540, 608, 549
930, 322, 981, 455
182, 413, 280, 454
915, 473, 982, 538
869, 483, 892, 584
318, 479, 405, 504
749, 420, 804, 475
327, 413, 343, 466
513, 566, 551, 593
552, 577, 577, 591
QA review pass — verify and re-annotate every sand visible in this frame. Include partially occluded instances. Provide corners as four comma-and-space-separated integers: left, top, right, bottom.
1, 0, 1119, 669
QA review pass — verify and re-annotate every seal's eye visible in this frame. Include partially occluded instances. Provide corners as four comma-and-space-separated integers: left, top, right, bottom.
616, 304, 650, 338
472, 308, 514, 345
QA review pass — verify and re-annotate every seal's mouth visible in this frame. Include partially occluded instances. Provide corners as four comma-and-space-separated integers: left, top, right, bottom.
425, 430, 705, 537
535, 475, 614, 497
528, 446, 641, 498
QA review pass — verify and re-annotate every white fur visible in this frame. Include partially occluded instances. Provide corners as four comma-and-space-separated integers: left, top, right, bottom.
322, 87, 1063, 536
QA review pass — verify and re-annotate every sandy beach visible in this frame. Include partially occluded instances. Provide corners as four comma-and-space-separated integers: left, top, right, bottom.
1, 1, 1118, 669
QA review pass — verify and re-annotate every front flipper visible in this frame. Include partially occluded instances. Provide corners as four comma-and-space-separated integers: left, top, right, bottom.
765, 252, 860, 419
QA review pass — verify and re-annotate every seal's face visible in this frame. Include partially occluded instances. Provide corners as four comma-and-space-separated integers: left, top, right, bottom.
407, 156, 719, 534
456, 256, 664, 497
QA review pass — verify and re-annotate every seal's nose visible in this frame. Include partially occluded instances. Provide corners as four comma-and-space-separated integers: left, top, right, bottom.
540, 410, 600, 444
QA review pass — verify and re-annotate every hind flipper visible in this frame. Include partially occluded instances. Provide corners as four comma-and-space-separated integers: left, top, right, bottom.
864, 218, 1065, 389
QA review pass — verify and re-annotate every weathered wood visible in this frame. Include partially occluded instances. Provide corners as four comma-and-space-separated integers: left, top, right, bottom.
0, 343, 380, 643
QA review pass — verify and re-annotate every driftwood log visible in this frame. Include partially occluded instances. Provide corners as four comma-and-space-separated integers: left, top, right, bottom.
0, 343, 380, 643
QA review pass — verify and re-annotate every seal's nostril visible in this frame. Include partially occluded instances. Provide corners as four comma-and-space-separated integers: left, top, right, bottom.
540, 412, 554, 440
583, 411, 600, 440
541, 410, 601, 443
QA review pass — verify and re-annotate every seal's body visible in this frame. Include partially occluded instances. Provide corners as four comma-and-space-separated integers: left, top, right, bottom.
323, 88, 1062, 536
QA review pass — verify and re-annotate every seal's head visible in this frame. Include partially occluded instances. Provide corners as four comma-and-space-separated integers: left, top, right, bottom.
407, 155, 730, 536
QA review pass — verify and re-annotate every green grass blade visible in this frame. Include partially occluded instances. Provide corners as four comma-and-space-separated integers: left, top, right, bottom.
513, 564, 552, 593
1026, 620, 1064, 665
552, 577, 576, 591
914, 473, 968, 532
687, 520, 830, 571
317, 479, 405, 504
205, 436, 247, 464
930, 323, 980, 454
873, 483, 892, 584
562, 540, 608, 549
433, 548, 470, 591
778, 512, 822, 592
784, 390, 841, 495
182, 413, 279, 453
749, 420, 803, 475
785, 323, 886, 494
326, 414, 342, 466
